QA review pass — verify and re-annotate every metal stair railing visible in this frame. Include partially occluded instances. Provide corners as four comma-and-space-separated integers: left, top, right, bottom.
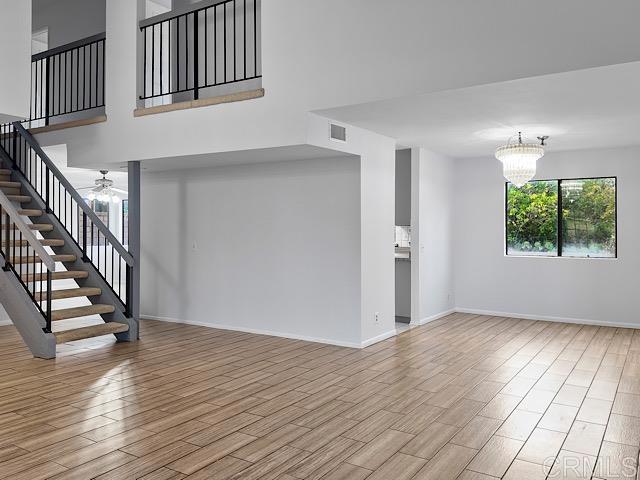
0, 122, 135, 316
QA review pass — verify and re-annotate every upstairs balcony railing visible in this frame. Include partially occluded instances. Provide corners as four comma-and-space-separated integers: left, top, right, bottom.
139, 0, 261, 103
30, 33, 106, 127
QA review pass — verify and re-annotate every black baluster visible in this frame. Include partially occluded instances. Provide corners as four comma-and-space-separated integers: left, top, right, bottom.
82, 211, 88, 261
193, 12, 199, 99
152, 25, 155, 97
244, 0, 246, 79
46, 270, 52, 332
233, 0, 236, 81
214, 6, 217, 84
223, 3, 227, 82
3, 213, 9, 272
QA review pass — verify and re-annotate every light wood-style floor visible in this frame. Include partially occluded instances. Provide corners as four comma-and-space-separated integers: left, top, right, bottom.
1, 313, 640, 480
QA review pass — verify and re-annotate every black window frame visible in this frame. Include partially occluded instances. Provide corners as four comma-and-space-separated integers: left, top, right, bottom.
505, 176, 617, 259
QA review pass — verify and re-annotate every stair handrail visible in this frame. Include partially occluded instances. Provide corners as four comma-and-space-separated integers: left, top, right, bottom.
0, 190, 56, 272
12, 122, 134, 266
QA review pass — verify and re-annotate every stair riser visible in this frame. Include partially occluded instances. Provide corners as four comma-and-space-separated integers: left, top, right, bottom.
0, 187, 21, 196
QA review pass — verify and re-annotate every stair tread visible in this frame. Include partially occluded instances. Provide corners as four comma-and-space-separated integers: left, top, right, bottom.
9, 254, 76, 264
52, 304, 116, 321
23, 270, 89, 281
17, 209, 43, 217
1, 223, 54, 231
47, 287, 102, 300
0, 169, 12, 176
54, 322, 128, 344
3, 238, 64, 247
0, 181, 21, 188
7, 195, 31, 203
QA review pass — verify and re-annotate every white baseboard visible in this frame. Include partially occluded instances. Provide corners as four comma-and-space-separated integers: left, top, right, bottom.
141, 314, 368, 348
0, 319, 12, 326
361, 329, 397, 348
416, 308, 456, 326
138, 307, 640, 353
455, 307, 640, 330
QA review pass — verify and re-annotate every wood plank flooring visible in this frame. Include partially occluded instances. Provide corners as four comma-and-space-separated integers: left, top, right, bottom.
1, 313, 640, 479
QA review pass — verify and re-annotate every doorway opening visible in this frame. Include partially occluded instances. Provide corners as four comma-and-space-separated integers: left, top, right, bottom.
395, 149, 412, 329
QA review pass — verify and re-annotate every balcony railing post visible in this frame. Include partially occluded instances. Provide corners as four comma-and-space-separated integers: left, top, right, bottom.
193, 12, 199, 100
45, 56, 51, 126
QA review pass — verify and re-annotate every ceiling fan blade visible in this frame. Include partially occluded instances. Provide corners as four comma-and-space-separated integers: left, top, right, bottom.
111, 187, 129, 194
77, 186, 95, 190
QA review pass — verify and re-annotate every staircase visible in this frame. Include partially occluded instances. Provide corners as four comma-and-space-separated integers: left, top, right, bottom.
0, 122, 137, 358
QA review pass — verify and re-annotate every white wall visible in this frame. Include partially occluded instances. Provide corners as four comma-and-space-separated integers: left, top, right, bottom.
454, 146, 640, 327
411, 148, 455, 323
36, 0, 640, 167
0, 0, 31, 122
141, 156, 365, 346
306, 114, 397, 345
32, 0, 105, 49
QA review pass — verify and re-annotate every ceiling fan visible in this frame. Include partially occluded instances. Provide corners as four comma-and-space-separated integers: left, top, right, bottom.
78, 170, 128, 204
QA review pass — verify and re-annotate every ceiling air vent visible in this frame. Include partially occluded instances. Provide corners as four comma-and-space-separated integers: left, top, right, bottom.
329, 123, 347, 142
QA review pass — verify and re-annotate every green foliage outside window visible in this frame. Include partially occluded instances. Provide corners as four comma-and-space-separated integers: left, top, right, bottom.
507, 181, 558, 255
562, 178, 616, 257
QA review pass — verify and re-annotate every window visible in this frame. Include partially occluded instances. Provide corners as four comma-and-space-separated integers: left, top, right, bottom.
506, 177, 616, 258
79, 199, 110, 247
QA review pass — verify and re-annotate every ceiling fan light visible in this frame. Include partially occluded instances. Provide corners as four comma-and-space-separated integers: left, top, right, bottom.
87, 191, 96, 201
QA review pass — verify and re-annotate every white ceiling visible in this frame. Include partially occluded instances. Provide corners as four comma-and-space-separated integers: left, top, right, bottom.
316, 62, 640, 158
43, 144, 129, 195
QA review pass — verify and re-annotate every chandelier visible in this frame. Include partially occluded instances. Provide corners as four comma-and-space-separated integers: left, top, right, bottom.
495, 132, 547, 187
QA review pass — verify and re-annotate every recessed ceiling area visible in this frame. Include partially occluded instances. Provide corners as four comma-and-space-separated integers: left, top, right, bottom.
316, 62, 640, 158
43, 144, 128, 194
137, 144, 357, 172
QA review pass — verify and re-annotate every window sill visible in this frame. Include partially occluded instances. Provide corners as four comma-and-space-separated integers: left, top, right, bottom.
504, 254, 618, 261
133, 88, 265, 117
28, 115, 107, 134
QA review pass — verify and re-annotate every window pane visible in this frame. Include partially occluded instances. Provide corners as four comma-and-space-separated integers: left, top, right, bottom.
561, 178, 616, 258
506, 181, 558, 256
